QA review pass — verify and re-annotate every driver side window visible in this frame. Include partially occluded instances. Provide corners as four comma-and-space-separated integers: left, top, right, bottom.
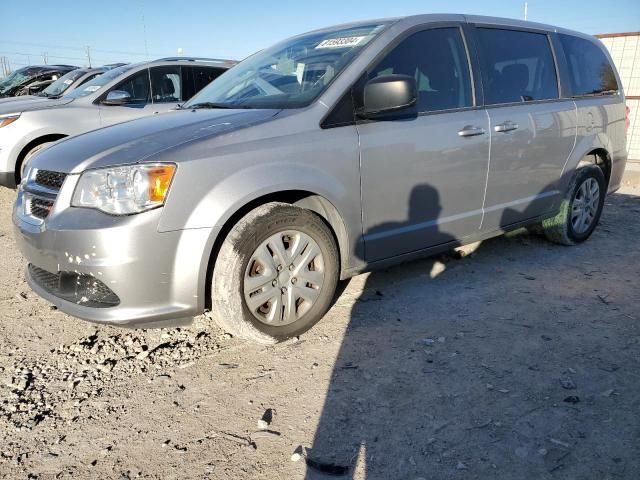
111, 69, 151, 104
368, 27, 473, 113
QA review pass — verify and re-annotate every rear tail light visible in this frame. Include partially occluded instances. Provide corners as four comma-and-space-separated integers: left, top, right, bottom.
625, 105, 630, 132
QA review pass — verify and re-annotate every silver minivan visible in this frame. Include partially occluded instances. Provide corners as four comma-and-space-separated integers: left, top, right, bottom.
13, 14, 628, 343
0, 58, 234, 187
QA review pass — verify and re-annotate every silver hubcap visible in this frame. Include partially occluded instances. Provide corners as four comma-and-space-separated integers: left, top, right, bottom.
571, 177, 600, 234
243, 230, 325, 326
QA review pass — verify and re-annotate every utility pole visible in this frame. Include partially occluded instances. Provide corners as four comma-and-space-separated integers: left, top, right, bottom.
85, 46, 92, 67
524, 2, 528, 21
140, 0, 149, 59
42, 52, 48, 64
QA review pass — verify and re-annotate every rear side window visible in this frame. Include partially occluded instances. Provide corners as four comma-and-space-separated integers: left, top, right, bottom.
193, 67, 224, 94
558, 34, 619, 96
368, 27, 473, 113
477, 28, 558, 105
182, 66, 225, 100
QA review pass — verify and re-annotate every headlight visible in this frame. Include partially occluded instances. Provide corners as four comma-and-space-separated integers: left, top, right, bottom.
72, 163, 176, 215
0, 113, 20, 128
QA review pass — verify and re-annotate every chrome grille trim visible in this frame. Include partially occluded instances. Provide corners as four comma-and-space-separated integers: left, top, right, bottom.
21, 169, 67, 222
26, 196, 54, 219
35, 170, 67, 190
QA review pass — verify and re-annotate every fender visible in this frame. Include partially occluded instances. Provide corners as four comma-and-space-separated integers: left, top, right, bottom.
1, 127, 68, 173
560, 127, 614, 194
182, 159, 359, 251
165, 160, 364, 309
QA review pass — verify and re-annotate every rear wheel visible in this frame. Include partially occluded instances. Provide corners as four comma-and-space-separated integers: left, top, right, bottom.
541, 165, 606, 245
209, 202, 339, 344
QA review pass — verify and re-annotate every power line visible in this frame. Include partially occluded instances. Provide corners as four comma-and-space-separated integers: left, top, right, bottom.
0, 50, 87, 62
0, 39, 164, 57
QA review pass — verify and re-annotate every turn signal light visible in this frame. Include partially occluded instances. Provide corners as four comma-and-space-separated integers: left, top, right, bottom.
147, 165, 176, 202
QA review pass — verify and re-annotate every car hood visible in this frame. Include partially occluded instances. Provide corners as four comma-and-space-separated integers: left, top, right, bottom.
0, 96, 74, 115
0, 95, 41, 105
30, 108, 281, 174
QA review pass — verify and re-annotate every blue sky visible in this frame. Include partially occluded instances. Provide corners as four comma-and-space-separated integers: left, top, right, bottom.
1, 0, 639, 69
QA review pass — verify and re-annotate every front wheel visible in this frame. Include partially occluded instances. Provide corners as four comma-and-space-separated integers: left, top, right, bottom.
541, 165, 606, 245
209, 202, 339, 344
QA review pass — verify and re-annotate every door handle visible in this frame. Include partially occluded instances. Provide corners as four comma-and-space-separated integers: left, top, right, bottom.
494, 121, 519, 133
458, 125, 486, 137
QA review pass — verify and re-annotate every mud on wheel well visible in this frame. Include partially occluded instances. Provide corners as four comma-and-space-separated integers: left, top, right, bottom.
203, 190, 346, 311
15, 134, 68, 183
578, 149, 611, 186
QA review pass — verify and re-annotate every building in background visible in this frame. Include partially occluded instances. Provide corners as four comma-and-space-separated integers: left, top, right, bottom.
597, 32, 640, 162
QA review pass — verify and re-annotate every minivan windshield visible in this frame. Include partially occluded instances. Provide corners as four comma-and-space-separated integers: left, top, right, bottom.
65, 64, 136, 99
40, 69, 89, 97
183, 23, 388, 109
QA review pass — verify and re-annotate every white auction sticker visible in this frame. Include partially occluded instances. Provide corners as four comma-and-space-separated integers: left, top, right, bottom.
63, 79, 73, 85
84, 85, 101, 92
315, 36, 366, 49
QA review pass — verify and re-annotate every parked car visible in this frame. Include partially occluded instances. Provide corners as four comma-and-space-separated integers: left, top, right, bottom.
0, 67, 111, 106
13, 15, 627, 343
0, 65, 78, 98
0, 57, 235, 186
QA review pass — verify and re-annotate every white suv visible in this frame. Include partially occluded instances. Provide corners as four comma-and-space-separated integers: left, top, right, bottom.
0, 57, 235, 187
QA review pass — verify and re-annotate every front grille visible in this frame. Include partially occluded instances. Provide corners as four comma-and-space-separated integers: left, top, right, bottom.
35, 170, 67, 190
27, 197, 54, 219
28, 264, 120, 308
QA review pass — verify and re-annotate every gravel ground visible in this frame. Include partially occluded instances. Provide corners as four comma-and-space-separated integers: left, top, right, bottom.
0, 184, 639, 480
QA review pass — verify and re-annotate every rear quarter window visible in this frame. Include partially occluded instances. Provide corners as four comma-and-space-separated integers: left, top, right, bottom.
182, 66, 226, 100
558, 34, 619, 97
476, 28, 559, 105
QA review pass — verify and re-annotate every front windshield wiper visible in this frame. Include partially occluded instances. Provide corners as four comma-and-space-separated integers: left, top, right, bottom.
187, 102, 237, 110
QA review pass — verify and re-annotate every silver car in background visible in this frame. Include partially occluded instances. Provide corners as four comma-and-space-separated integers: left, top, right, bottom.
13, 14, 627, 344
0, 58, 235, 187
0, 67, 111, 106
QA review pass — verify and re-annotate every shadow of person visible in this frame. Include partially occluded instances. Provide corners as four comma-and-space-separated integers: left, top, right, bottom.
304, 184, 472, 479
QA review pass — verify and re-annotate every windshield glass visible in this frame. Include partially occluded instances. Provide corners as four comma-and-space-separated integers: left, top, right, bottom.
183, 23, 388, 109
0, 68, 29, 94
65, 64, 136, 98
41, 69, 88, 97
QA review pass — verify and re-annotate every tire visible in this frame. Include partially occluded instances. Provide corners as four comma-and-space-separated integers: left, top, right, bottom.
18, 142, 54, 182
209, 202, 339, 344
541, 165, 606, 245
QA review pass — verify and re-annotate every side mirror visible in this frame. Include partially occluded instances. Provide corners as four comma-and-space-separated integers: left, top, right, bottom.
103, 90, 132, 106
357, 74, 417, 118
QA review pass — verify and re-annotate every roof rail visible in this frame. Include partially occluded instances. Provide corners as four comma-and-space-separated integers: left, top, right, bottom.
153, 57, 237, 64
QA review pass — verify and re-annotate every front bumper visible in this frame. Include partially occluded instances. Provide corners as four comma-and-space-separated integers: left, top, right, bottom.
0, 144, 16, 188
0, 127, 20, 188
0, 171, 16, 188
12, 177, 215, 328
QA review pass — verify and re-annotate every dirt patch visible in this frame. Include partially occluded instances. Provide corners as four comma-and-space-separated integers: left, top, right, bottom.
1, 185, 639, 479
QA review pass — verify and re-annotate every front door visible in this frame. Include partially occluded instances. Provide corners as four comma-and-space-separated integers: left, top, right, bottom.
359, 26, 490, 262
99, 66, 184, 126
